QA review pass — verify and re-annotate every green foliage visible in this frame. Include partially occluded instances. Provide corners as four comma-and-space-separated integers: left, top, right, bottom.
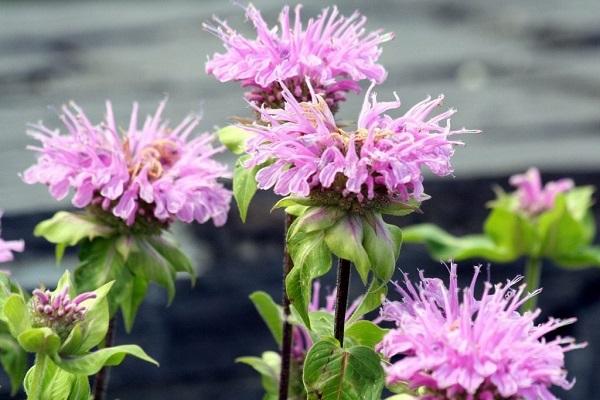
284, 204, 403, 325
34, 212, 114, 261
403, 187, 600, 268
249, 291, 284, 346
35, 211, 196, 332
233, 155, 260, 222
237, 352, 281, 400
216, 125, 252, 155
303, 338, 384, 400
2, 271, 158, 399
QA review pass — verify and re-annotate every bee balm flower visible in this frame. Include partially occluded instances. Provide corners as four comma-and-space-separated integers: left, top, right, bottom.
0, 211, 24, 263
378, 264, 585, 400
244, 82, 476, 208
204, 4, 393, 112
23, 100, 232, 227
509, 168, 574, 216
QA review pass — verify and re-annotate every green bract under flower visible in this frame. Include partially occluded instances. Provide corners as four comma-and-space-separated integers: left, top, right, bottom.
403, 182, 600, 268
277, 197, 407, 327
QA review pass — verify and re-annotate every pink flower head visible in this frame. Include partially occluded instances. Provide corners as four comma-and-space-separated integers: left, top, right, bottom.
23, 100, 232, 227
32, 285, 96, 339
204, 4, 393, 112
244, 82, 477, 206
378, 263, 585, 400
291, 281, 361, 361
509, 168, 574, 216
0, 210, 24, 263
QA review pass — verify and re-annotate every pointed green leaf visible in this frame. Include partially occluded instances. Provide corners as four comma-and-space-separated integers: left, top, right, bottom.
52, 344, 158, 376
127, 237, 177, 303
401, 224, 514, 262
289, 206, 345, 238
378, 199, 422, 217
362, 213, 398, 283
217, 125, 251, 155
286, 231, 332, 327
347, 279, 387, 324
34, 211, 114, 250
237, 351, 281, 398
324, 215, 370, 284
249, 291, 284, 346
233, 155, 260, 222
76, 281, 114, 353
75, 238, 127, 316
303, 338, 384, 400
147, 235, 196, 284
120, 275, 149, 333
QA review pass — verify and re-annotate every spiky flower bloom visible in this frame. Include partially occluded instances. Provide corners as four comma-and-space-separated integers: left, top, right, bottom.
509, 168, 574, 216
32, 286, 96, 340
204, 4, 393, 112
378, 264, 585, 400
0, 211, 24, 263
244, 83, 476, 208
23, 100, 232, 228
291, 281, 360, 361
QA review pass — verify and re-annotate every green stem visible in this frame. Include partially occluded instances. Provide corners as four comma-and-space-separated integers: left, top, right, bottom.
522, 257, 542, 312
30, 353, 48, 400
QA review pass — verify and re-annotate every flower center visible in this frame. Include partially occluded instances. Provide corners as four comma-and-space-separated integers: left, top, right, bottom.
126, 139, 180, 180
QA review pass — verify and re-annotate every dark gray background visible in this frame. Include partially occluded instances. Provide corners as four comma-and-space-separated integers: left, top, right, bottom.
1, 0, 599, 398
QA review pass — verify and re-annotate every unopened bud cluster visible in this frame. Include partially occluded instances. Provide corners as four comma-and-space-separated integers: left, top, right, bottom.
31, 286, 96, 340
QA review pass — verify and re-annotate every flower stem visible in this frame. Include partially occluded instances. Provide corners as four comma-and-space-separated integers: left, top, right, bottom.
334, 258, 351, 346
93, 317, 117, 400
30, 353, 48, 400
278, 214, 295, 400
522, 257, 542, 312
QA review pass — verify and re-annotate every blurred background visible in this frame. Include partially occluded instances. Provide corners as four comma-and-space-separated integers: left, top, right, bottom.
1, 0, 599, 398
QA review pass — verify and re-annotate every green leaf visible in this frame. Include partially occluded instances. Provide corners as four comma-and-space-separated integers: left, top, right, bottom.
565, 186, 594, 221
119, 275, 149, 333
401, 224, 514, 262
286, 231, 332, 327
0, 332, 27, 395
344, 321, 387, 348
75, 238, 127, 316
347, 279, 387, 324
553, 246, 600, 268
127, 236, 177, 303
217, 125, 251, 155
233, 155, 260, 222
378, 199, 422, 217
76, 281, 114, 353
249, 291, 283, 346
271, 196, 319, 211
362, 213, 399, 283
3, 294, 31, 337
324, 215, 370, 284
18, 328, 61, 354
147, 235, 196, 284
303, 338, 384, 400
34, 211, 114, 250
237, 351, 281, 398
52, 345, 158, 376
484, 205, 535, 258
